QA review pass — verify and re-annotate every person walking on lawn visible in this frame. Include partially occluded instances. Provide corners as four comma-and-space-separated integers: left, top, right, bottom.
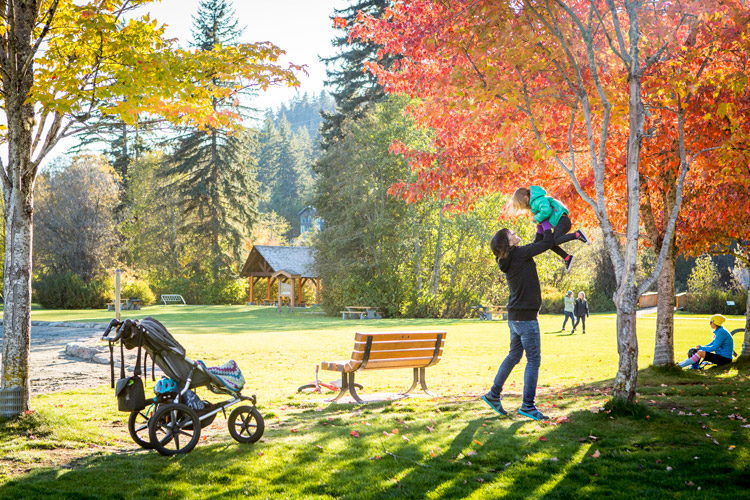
482, 220, 554, 421
562, 290, 575, 331
571, 291, 589, 334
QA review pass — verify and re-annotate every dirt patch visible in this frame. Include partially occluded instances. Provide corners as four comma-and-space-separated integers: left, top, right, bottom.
0, 321, 144, 395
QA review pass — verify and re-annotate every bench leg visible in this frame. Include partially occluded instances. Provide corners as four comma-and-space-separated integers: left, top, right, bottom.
329, 372, 364, 403
330, 372, 350, 402
347, 373, 364, 403
402, 367, 436, 397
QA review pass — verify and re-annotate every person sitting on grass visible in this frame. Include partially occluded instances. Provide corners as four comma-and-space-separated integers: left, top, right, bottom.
677, 314, 734, 369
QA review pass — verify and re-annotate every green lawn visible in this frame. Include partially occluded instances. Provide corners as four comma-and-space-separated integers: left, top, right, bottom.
1, 306, 748, 499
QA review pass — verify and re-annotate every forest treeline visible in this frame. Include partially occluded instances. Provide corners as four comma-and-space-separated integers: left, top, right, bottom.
7, 0, 748, 316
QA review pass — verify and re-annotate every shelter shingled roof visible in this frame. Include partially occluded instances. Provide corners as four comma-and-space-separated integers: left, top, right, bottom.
240, 245, 318, 278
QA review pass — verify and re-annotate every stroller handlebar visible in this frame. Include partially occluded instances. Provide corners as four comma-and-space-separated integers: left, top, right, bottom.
100, 318, 125, 342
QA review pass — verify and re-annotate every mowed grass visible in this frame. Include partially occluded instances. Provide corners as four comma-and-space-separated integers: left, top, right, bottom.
1, 306, 748, 499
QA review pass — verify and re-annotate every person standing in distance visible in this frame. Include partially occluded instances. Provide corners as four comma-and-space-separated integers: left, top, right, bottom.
482, 220, 554, 421
562, 290, 575, 331
571, 291, 589, 334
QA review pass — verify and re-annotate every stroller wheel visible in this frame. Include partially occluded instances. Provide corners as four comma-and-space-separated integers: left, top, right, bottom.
148, 403, 201, 456
228, 406, 264, 444
128, 402, 155, 449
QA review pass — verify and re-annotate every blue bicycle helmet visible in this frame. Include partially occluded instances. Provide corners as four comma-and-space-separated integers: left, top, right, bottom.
154, 378, 177, 395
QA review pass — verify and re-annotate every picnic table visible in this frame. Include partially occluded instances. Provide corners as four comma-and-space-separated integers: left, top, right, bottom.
340, 306, 382, 320
472, 305, 507, 320
107, 298, 142, 311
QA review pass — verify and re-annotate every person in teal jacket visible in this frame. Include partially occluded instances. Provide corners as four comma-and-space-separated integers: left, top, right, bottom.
678, 314, 734, 369
508, 186, 588, 272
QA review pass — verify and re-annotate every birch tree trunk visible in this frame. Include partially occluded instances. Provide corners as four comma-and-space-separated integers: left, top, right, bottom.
1, 1, 38, 411
611, 0, 646, 403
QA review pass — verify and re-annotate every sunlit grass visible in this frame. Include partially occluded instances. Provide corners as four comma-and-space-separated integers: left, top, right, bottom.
0, 306, 748, 498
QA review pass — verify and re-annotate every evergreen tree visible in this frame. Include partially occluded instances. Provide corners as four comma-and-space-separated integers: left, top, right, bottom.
268, 117, 308, 236
161, 0, 260, 279
319, 0, 394, 148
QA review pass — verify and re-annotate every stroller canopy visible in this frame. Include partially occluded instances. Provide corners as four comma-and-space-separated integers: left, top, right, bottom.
121, 317, 212, 389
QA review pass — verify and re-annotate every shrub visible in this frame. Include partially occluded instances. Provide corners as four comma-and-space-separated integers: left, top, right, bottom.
35, 273, 108, 309
121, 279, 156, 305
440, 287, 480, 319
685, 289, 747, 315
540, 287, 565, 314
401, 292, 441, 318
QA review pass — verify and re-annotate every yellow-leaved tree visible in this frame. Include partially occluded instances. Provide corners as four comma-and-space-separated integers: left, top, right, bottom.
0, 0, 301, 411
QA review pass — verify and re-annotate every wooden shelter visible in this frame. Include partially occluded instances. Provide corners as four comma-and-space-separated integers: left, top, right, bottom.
240, 245, 321, 310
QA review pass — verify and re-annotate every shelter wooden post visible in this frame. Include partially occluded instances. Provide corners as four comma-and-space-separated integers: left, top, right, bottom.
248, 277, 254, 304
315, 278, 321, 305
266, 277, 272, 302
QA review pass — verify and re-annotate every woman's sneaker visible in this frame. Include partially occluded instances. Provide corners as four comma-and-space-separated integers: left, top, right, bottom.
482, 393, 507, 416
518, 406, 549, 421
575, 230, 589, 244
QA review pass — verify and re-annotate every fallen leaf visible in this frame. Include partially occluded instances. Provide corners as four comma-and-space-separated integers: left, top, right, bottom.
467, 450, 478, 456
350, 430, 360, 438
591, 450, 601, 458
539, 436, 548, 442
555, 416, 569, 424
476, 478, 485, 483
391, 428, 399, 434
474, 440, 483, 446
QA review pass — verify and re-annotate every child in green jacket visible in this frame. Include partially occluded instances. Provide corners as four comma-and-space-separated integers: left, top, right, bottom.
508, 186, 588, 271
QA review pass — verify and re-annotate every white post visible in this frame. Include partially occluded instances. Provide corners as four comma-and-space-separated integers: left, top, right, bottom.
115, 269, 122, 321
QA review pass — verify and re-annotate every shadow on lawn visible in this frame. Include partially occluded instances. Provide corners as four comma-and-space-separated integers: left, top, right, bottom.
1, 363, 749, 499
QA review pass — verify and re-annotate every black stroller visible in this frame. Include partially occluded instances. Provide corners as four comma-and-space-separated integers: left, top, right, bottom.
101, 317, 264, 456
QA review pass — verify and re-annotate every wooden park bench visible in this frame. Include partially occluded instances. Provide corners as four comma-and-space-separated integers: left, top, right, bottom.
160, 294, 186, 306
340, 305, 382, 320
472, 305, 507, 320
320, 330, 446, 403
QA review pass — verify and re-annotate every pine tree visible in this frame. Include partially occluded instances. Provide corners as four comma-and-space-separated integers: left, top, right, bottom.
319, 0, 394, 148
161, 0, 260, 279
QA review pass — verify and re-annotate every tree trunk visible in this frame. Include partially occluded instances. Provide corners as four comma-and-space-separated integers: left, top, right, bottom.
613, 287, 639, 402
742, 293, 750, 358
1, 187, 33, 409
611, 1, 645, 403
429, 206, 444, 296
0, 1, 40, 412
411, 205, 422, 296
652, 244, 677, 366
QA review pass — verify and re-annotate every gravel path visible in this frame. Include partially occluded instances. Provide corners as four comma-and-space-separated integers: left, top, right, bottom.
0, 321, 143, 395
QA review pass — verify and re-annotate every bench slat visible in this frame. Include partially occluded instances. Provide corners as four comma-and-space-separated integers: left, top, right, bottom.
352, 358, 440, 370
353, 340, 445, 351
351, 347, 444, 361
354, 331, 447, 342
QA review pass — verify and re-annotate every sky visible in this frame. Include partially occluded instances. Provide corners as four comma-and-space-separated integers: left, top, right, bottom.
134, 0, 350, 114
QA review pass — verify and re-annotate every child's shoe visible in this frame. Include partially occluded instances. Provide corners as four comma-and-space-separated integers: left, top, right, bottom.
575, 230, 589, 244
564, 255, 574, 272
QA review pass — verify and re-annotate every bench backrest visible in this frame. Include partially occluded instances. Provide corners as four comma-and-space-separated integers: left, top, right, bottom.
350, 331, 446, 371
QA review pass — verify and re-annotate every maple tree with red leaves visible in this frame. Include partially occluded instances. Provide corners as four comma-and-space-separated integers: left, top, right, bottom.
349, 0, 750, 402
